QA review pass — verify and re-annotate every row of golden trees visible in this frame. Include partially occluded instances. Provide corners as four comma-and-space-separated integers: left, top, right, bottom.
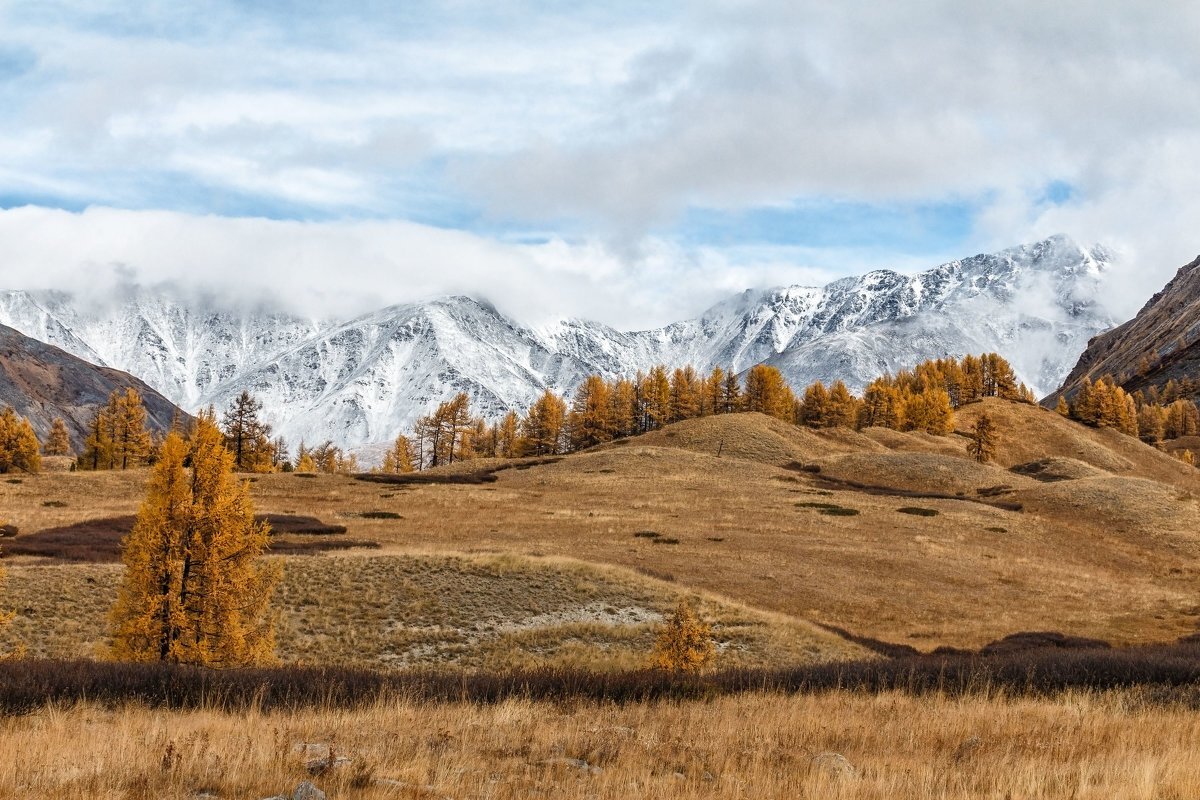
367, 353, 1029, 473
1057, 375, 1200, 443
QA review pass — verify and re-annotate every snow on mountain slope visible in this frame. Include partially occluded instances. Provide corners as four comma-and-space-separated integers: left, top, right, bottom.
0, 235, 1117, 450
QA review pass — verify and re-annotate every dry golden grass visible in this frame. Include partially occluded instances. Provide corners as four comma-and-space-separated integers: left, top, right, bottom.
3, 399, 1200, 655
954, 400, 1197, 485
0, 553, 862, 668
3, 690, 1200, 799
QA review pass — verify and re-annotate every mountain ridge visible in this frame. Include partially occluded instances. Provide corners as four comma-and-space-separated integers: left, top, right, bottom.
0, 323, 190, 449
1049, 253, 1200, 404
0, 235, 1117, 450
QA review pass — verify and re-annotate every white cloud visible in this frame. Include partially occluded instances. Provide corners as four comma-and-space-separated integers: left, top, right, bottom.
0, 205, 853, 328
0, 1, 1197, 322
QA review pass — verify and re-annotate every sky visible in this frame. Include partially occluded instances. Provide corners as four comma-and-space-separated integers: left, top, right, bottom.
0, 0, 1198, 327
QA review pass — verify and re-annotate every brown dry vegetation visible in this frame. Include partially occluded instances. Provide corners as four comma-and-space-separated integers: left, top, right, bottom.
3, 398, 1200, 655
3, 690, 1200, 799
0, 554, 860, 669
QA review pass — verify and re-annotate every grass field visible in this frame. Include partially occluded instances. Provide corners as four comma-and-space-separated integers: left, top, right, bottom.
2, 689, 1198, 799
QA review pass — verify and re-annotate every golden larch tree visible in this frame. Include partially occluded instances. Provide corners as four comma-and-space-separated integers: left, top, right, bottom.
743, 365, 794, 422
651, 600, 716, 673
108, 388, 152, 469
80, 404, 113, 470
380, 433, 416, 474
110, 415, 279, 666
44, 417, 72, 456
521, 390, 567, 455
0, 407, 41, 474
567, 374, 614, 450
641, 366, 673, 430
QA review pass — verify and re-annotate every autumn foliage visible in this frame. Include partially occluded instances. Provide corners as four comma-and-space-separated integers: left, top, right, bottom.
109, 413, 279, 667
650, 600, 716, 673
1061, 375, 1200, 453
79, 388, 152, 470
368, 352, 1036, 469
0, 407, 41, 474
43, 418, 72, 457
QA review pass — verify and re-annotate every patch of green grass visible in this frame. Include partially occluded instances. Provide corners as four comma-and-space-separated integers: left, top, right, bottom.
897, 507, 939, 517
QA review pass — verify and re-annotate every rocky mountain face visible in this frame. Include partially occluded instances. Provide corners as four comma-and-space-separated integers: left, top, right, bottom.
0, 235, 1117, 450
1049, 253, 1200, 403
0, 323, 188, 449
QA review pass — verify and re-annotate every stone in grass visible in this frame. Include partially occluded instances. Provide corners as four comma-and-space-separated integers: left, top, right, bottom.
810, 752, 857, 779
292, 782, 326, 800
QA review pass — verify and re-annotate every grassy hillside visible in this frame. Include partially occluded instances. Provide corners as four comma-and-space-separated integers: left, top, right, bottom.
4, 398, 1199, 656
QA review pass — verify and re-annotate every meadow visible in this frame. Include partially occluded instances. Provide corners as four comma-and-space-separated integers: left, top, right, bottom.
3, 398, 1200, 797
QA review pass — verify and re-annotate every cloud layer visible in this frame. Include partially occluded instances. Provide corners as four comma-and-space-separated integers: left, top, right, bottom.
0, 1, 1198, 322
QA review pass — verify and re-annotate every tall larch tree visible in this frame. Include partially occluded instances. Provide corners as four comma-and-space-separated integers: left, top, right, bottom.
0, 407, 41, 474
641, 366, 673, 430
720, 370, 743, 414
743, 365, 794, 421
608, 378, 638, 438
44, 418, 72, 456
799, 381, 830, 427
110, 415, 279, 666
967, 412, 998, 463
858, 380, 903, 430
568, 374, 614, 450
521, 390, 567, 455
110, 388, 152, 470
826, 381, 859, 428
496, 411, 521, 458
80, 405, 113, 470
669, 366, 701, 422
380, 433, 416, 474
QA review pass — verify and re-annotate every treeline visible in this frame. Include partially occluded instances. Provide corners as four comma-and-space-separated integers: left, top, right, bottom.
0, 352, 1035, 476
1058, 376, 1200, 447
372, 353, 1032, 473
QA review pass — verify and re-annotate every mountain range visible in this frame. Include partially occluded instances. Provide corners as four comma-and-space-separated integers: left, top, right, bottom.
0, 235, 1116, 451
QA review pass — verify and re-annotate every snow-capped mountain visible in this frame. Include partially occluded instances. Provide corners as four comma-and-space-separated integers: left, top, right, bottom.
0, 235, 1117, 450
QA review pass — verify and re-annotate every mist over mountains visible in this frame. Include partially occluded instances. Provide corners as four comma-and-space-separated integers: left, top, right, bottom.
0, 235, 1115, 451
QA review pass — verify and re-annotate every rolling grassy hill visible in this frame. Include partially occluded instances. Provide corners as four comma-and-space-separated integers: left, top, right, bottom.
4, 397, 1199, 658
